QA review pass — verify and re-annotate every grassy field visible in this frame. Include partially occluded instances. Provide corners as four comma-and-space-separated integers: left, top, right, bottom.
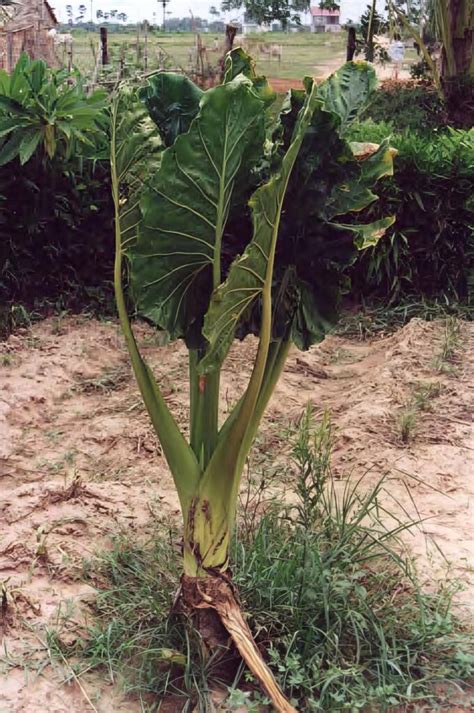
67, 28, 418, 83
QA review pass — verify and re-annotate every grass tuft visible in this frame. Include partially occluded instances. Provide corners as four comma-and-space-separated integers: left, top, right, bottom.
433, 317, 462, 372
51, 409, 472, 711
397, 381, 441, 444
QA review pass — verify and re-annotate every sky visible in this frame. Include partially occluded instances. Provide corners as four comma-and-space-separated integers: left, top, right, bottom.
53, 0, 369, 26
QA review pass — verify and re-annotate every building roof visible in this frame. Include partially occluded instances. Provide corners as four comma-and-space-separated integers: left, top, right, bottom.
45, 0, 58, 25
2, 0, 58, 30
310, 7, 340, 17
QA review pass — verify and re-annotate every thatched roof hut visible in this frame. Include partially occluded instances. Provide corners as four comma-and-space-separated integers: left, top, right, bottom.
0, 0, 58, 72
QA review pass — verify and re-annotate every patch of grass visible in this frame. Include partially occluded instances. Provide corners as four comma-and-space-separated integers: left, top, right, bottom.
433, 317, 462, 372
412, 381, 441, 410
68, 29, 348, 80
72, 363, 131, 394
50, 410, 472, 711
233, 409, 472, 709
335, 301, 471, 340
398, 408, 418, 443
397, 381, 441, 444
48, 529, 218, 710
0, 352, 13, 366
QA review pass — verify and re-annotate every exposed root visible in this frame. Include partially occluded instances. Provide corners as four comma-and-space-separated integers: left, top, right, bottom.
181, 574, 297, 713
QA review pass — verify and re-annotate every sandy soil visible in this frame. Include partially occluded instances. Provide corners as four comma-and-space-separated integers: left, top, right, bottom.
269, 63, 411, 91
0, 315, 472, 712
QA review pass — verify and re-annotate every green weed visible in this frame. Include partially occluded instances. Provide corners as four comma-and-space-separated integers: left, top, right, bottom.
397, 381, 441, 443
72, 363, 130, 394
233, 409, 472, 709
48, 410, 472, 711
335, 301, 471, 340
398, 408, 418, 443
433, 317, 462, 372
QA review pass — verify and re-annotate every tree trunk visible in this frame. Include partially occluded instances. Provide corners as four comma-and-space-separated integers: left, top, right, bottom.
180, 573, 297, 713
442, 0, 473, 80
439, 0, 473, 117
346, 27, 356, 61
100, 26, 108, 65
366, 0, 377, 62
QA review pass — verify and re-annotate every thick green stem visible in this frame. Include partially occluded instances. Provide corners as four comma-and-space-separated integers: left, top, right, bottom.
186, 84, 320, 573
189, 349, 220, 469
232, 339, 291, 501
183, 339, 291, 576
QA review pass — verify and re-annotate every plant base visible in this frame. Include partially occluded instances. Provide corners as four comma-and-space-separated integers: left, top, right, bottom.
180, 573, 297, 713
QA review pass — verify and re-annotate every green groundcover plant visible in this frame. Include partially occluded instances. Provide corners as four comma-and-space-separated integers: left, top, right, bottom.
347, 120, 474, 304
69, 412, 473, 711
112, 53, 395, 708
0, 54, 113, 323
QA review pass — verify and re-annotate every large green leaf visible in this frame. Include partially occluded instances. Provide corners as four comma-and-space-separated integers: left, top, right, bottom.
330, 216, 396, 249
224, 48, 276, 106
111, 87, 201, 508
19, 128, 42, 164
198, 81, 321, 374
0, 131, 23, 165
230, 62, 393, 354
130, 75, 265, 345
291, 279, 337, 350
324, 139, 395, 218
113, 87, 161, 254
139, 73, 203, 147
316, 61, 377, 133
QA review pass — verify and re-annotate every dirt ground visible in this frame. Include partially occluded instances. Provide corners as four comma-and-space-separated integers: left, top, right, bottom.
0, 315, 472, 712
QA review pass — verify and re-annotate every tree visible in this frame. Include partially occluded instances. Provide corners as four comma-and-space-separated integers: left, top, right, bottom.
209, 4, 220, 16
360, 1, 388, 61
221, 0, 310, 28
117, 11, 127, 22
110, 57, 395, 710
428, 0, 473, 83
319, 0, 339, 9
96, 8, 103, 19
65, 3, 73, 24
76, 3, 87, 22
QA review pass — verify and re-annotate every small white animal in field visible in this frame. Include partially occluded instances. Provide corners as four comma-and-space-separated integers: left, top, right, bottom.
258, 43, 282, 62
48, 29, 73, 46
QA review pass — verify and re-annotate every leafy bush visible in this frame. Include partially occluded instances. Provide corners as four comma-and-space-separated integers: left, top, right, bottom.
346, 121, 473, 304
0, 55, 114, 325
361, 83, 447, 132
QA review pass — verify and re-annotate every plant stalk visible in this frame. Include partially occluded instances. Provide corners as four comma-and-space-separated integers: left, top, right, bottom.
189, 349, 220, 469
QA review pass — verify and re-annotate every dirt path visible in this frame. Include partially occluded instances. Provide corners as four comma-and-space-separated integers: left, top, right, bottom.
0, 316, 472, 712
268, 62, 411, 90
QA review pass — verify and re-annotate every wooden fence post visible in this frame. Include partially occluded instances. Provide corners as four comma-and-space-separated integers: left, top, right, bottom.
144, 20, 148, 70
346, 26, 356, 61
100, 26, 108, 65
220, 23, 237, 78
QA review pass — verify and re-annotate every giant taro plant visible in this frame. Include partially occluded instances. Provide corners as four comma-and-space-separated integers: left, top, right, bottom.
111, 54, 395, 710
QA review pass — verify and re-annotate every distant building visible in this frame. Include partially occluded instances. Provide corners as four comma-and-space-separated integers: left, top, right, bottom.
242, 21, 272, 35
0, 0, 59, 71
242, 11, 271, 35
310, 6, 341, 33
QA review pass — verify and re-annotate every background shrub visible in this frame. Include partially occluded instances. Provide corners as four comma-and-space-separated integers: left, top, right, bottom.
346, 121, 473, 305
0, 56, 114, 329
360, 83, 447, 132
